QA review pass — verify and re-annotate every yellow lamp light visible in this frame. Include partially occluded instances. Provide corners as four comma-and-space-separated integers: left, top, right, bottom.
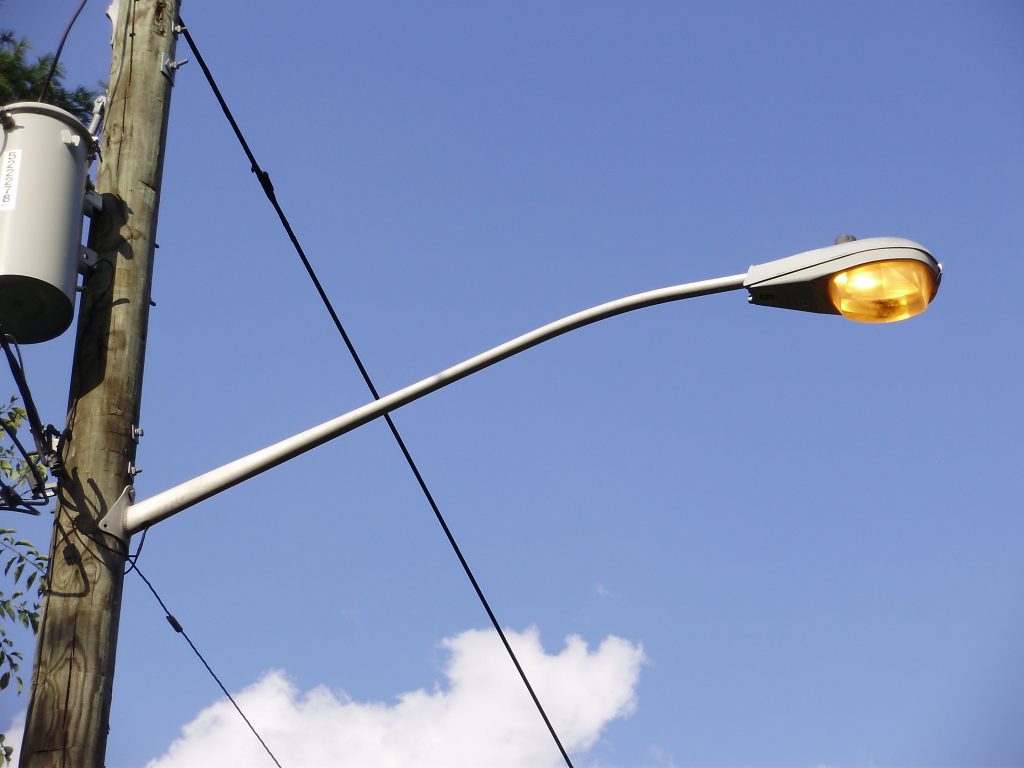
744, 236, 941, 322
828, 259, 937, 323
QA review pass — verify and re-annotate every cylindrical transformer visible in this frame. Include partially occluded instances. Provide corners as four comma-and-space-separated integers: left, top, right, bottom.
0, 101, 93, 343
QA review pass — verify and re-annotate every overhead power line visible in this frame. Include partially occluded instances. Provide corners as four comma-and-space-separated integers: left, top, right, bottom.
38, 0, 91, 103
177, 20, 575, 768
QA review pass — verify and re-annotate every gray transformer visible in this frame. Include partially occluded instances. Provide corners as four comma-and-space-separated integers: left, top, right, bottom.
0, 102, 93, 343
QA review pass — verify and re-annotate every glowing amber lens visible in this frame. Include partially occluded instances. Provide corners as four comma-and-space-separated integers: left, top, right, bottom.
828, 259, 936, 323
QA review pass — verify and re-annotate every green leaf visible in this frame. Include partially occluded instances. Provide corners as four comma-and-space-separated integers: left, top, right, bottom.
0, 672, 9, 690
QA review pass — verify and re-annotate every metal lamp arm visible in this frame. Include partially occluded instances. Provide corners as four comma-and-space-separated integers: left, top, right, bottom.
114, 273, 746, 538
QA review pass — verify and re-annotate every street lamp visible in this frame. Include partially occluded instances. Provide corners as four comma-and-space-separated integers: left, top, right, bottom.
744, 235, 941, 322
100, 236, 940, 539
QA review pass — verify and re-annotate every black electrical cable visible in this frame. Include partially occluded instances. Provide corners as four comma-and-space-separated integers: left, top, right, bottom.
132, 563, 284, 768
0, 416, 47, 496
0, 479, 35, 514
37, 0, 90, 104
0, 331, 52, 501
177, 21, 576, 768
122, 526, 148, 575
0, 331, 51, 465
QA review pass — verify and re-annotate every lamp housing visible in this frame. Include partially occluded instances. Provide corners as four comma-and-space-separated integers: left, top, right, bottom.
744, 237, 940, 322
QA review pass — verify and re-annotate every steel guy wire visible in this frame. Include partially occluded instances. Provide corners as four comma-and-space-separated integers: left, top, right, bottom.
132, 563, 285, 768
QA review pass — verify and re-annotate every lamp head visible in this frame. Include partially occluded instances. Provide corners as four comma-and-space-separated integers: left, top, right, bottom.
744, 237, 941, 323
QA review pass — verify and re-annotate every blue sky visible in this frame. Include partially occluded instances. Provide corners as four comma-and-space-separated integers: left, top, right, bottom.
3, 1, 1024, 766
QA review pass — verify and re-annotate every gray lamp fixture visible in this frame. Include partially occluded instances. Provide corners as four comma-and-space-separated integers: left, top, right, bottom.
745, 236, 941, 323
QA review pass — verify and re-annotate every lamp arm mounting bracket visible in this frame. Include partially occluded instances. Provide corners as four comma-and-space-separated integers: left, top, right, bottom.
97, 486, 133, 543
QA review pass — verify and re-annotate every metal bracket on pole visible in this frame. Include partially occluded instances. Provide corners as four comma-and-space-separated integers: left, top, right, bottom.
161, 57, 188, 84
87, 94, 107, 139
98, 486, 134, 544
79, 245, 99, 276
83, 189, 103, 218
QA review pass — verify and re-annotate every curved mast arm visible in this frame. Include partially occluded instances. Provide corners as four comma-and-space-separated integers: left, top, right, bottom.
122, 273, 746, 536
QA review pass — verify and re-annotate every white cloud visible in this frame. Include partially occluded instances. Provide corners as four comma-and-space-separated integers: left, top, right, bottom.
1, 710, 24, 762
145, 626, 645, 768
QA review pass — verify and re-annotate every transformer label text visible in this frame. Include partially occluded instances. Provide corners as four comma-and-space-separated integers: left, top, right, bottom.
0, 150, 21, 212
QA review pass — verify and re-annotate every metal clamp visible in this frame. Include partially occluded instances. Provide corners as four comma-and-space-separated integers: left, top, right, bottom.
87, 94, 107, 138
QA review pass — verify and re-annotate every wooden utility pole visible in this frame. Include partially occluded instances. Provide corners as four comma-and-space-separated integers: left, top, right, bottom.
19, 2, 180, 765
